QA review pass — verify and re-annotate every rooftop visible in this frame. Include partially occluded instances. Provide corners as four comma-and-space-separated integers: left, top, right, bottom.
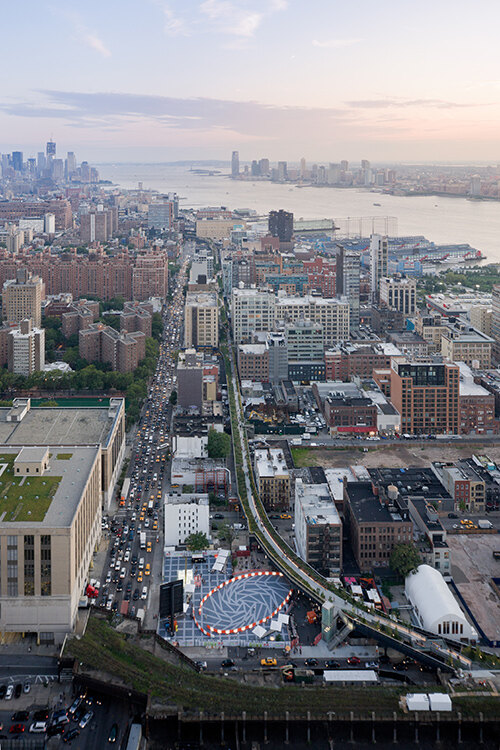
295, 479, 340, 525
254, 448, 289, 479
0, 404, 122, 447
0, 447, 99, 527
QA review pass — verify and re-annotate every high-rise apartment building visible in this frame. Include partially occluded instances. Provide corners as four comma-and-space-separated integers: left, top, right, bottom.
336, 245, 360, 329
132, 252, 169, 300
370, 234, 388, 299
184, 292, 218, 349
268, 209, 293, 243
12, 152, 23, 172
79, 324, 145, 373
275, 294, 349, 347
390, 358, 460, 435
8, 319, 45, 376
148, 199, 174, 230
231, 150, 240, 178
2, 270, 44, 327
0, 199, 73, 230
379, 275, 417, 315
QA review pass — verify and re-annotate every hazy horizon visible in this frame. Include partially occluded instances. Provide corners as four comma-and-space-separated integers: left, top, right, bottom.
2, 1, 500, 163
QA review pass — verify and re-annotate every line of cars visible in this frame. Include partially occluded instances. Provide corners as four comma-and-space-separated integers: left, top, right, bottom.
0, 680, 30, 701
99, 261, 188, 616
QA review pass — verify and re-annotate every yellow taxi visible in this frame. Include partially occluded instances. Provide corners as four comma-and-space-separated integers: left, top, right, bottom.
280, 513, 291, 520
147, 542, 152, 553
145, 564, 151, 576
137, 572, 143, 583
139, 514, 145, 522
260, 658, 277, 667
152, 521, 158, 531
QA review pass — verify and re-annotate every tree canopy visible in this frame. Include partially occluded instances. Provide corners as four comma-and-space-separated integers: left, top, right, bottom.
390, 543, 421, 579
207, 428, 231, 459
185, 532, 210, 551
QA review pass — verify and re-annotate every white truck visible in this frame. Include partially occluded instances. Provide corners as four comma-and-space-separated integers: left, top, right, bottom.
478, 519, 493, 530
140, 532, 147, 549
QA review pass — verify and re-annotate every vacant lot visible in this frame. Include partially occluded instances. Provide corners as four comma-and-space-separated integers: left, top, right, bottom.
291, 443, 500, 469
447, 534, 500, 643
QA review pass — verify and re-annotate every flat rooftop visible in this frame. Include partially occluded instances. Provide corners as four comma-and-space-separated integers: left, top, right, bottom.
0, 406, 120, 447
0, 447, 99, 527
254, 448, 289, 478
296, 481, 340, 525
346, 482, 407, 524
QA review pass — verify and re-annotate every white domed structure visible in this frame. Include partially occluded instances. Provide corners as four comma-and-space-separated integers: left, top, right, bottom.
405, 564, 477, 643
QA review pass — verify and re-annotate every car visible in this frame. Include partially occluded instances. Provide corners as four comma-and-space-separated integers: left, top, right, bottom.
69, 698, 82, 715
10, 723, 25, 734
29, 721, 47, 733
63, 727, 80, 743
52, 709, 68, 724
137, 572, 143, 583
365, 661, 379, 669
108, 722, 119, 743
12, 711, 29, 722
79, 710, 93, 729
280, 513, 291, 520
23, 679, 31, 694
133, 588, 140, 601
195, 661, 208, 671
145, 563, 151, 576
448, 512, 459, 519
260, 658, 277, 667
347, 656, 361, 666
304, 658, 318, 667
221, 659, 235, 668
47, 723, 65, 737
214, 513, 224, 519
33, 710, 49, 722
324, 660, 341, 669
14, 683, 22, 698
141, 586, 148, 600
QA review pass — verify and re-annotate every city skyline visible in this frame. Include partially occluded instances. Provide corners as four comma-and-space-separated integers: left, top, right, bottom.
2, 1, 500, 162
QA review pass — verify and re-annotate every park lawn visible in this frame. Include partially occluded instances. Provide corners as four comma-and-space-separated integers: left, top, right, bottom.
290, 446, 318, 467
0, 454, 60, 522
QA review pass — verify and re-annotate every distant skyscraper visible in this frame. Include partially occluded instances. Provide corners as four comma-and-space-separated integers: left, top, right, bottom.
12, 152, 23, 172
269, 209, 293, 243
370, 234, 388, 299
65, 151, 77, 178
361, 159, 370, 170
37, 152, 46, 174
259, 158, 270, 176
300, 157, 306, 177
340, 160, 348, 172
251, 160, 260, 176
277, 161, 288, 181
46, 139, 56, 159
231, 151, 239, 178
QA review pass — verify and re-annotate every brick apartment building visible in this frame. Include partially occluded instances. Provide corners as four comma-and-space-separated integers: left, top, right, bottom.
325, 343, 399, 381
120, 301, 153, 337
79, 324, 145, 373
61, 300, 100, 338
238, 343, 269, 382
390, 359, 460, 435
0, 198, 73, 230
324, 394, 378, 434
0, 249, 168, 301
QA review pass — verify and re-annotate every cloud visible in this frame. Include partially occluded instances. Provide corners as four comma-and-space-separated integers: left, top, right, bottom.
346, 98, 475, 109
0, 90, 356, 143
55, 9, 111, 58
82, 33, 111, 58
312, 38, 362, 49
150, 1, 189, 36
199, 1, 263, 37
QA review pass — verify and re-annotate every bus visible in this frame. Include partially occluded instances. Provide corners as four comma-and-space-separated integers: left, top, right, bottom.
147, 500, 154, 516
126, 723, 142, 750
120, 478, 130, 506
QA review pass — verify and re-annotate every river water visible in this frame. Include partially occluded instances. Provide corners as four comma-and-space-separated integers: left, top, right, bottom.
98, 163, 500, 263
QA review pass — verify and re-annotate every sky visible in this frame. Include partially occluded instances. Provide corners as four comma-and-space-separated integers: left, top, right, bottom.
1, 0, 500, 163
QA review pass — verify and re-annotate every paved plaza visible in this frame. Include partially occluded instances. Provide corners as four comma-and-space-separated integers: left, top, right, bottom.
159, 551, 292, 648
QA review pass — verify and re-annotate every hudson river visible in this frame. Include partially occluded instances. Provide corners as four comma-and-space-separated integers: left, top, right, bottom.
98, 163, 500, 263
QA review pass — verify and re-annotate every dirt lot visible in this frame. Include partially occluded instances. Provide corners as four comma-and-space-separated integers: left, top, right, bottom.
447, 534, 500, 643
291, 443, 500, 469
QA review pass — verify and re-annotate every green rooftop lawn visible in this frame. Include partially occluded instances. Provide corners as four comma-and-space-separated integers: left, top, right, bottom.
56, 453, 73, 460
0, 453, 60, 522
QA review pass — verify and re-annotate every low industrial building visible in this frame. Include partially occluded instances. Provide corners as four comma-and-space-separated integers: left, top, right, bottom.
0, 446, 102, 642
405, 565, 477, 643
0, 398, 125, 509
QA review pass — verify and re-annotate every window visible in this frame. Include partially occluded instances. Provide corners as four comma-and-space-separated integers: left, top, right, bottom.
24, 535, 35, 596
40, 535, 51, 597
